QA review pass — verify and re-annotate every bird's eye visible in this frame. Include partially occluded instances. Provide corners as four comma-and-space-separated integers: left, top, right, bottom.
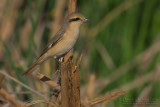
69, 18, 80, 22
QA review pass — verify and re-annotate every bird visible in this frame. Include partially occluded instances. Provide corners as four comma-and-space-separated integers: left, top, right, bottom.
22, 13, 89, 76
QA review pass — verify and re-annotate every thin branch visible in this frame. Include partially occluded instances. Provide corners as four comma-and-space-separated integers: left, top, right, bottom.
0, 75, 21, 107
96, 42, 116, 70
120, 72, 153, 91
22, 100, 59, 107
36, 73, 60, 91
76, 54, 83, 67
133, 62, 160, 107
89, 90, 125, 106
86, 74, 95, 99
133, 85, 152, 107
0, 70, 48, 101
0, 88, 21, 107
7, 91, 52, 94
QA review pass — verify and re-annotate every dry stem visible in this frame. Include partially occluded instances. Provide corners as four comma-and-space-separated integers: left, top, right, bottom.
0, 70, 48, 100
89, 90, 125, 106
0, 75, 21, 107
60, 0, 80, 107
0, 88, 21, 107
36, 73, 60, 91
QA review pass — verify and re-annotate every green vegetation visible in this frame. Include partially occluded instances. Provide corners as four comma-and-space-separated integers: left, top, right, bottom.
0, 0, 160, 106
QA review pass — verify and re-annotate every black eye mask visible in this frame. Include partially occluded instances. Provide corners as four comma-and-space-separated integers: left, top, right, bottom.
69, 18, 80, 22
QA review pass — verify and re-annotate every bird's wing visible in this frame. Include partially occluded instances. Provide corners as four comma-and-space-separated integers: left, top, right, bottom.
22, 25, 67, 76
39, 26, 66, 57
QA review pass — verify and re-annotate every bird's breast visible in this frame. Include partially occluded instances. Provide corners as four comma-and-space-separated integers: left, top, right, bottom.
47, 27, 80, 57
67, 27, 80, 42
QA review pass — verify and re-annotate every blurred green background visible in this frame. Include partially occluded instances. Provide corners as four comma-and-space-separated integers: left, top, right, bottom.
0, 0, 160, 106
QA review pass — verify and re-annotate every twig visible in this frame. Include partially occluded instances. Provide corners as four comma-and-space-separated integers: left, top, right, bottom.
0, 88, 21, 107
36, 73, 60, 91
76, 54, 83, 67
22, 100, 59, 107
88, 90, 125, 106
96, 42, 116, 70
0, 70, 48, 101
133, 62, 160, 107
86, 74, 95, 100
37, 73, 61, 107
133, 85, 152, 107
0, 75, 21, 107
7, 91, 52, 94
48, 90, 60, 107
120, 72, 153, 91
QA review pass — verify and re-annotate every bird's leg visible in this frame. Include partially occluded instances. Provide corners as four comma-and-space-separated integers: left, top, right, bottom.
54, 56, 64, 63
59, 57, 64, 62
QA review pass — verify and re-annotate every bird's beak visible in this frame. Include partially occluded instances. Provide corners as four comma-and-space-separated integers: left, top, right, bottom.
82, 18, 89, 23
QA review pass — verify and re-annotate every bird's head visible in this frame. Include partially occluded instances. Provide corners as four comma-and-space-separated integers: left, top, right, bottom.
66, 13, 89, 28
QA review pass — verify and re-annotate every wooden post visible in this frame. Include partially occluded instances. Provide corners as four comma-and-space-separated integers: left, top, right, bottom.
60, 0, 80, 107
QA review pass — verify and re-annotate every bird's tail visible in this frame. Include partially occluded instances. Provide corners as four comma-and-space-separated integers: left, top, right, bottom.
22, 56, 44, 76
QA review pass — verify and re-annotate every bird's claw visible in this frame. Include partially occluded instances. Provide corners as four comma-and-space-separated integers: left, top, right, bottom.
59, 57, 64, 62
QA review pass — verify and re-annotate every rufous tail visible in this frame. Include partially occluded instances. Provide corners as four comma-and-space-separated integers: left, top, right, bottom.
22, 56, 44, 76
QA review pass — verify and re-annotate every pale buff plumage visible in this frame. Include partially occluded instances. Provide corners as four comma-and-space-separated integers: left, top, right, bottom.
22, 13, 88, 76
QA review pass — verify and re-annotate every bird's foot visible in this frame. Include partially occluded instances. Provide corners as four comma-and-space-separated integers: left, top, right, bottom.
59, 57, 64, 62
54, 56, 64, 63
